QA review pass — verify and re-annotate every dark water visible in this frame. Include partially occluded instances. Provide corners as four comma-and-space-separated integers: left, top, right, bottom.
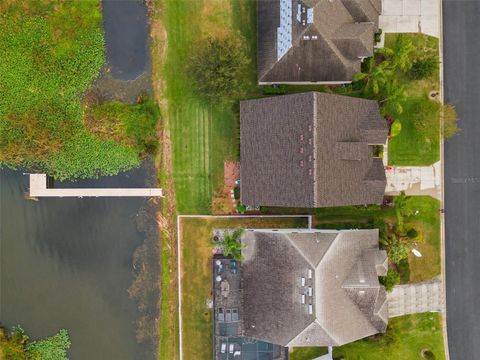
0, 166, 156, 360
102, 0, 150, 81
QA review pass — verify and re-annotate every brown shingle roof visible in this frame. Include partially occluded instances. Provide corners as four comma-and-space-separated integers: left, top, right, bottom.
240, 92, 387, 208
257, 0, 381, 83
240, 229, 388, 346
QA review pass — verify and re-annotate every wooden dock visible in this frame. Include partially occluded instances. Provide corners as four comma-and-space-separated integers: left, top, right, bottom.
29, 174, 163, 198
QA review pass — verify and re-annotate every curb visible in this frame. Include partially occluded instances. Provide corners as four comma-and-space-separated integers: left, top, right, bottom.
438, 0, 450, 359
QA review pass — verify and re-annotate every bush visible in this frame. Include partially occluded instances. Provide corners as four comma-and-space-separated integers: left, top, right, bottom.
408, 57, 439, 80
384, 234, 410, 264
236, 203, 246, 214
422, 350, 436, 360
407, 228, 418, 239
397, 258, 410, 283
188, 35, 250, 104
380, 269, 400, 292
442, 103, 460, 138
233, 186, 240, 200
390, 120, 402, 137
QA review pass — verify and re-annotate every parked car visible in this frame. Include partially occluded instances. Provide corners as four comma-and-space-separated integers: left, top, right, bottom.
221, 343, 226, 354
229, 344, 234, 354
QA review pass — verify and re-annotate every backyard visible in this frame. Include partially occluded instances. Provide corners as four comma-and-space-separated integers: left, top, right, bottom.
179, 216, 308, 360
159, 0, 257, 214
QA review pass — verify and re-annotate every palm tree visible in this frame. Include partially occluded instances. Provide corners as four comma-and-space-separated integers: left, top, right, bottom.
393, 191, 413, 232
379, 80, 407, 116
212, 228, 245, 261
390, 35, 415, 72
353, 58, 391, 96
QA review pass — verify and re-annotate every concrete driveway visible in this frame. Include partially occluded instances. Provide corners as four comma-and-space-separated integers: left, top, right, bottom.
379, 0, 440, 38
385, 161, 441, 199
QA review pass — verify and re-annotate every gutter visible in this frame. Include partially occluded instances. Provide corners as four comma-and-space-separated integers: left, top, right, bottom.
438, 0, 450, 358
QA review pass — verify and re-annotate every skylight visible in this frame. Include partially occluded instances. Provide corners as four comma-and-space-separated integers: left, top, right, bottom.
277, 0, 292, 60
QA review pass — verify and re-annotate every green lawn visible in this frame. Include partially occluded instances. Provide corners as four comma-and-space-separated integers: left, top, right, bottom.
290, 347, 328, 360
333, 313, 445, 360
386, 34, 441, 166
161, 0, 256, 213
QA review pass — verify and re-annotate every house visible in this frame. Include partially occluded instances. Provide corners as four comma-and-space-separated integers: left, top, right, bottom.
213, 228, 388, 359
240, 92, 388, 208
257, 0, 381, 84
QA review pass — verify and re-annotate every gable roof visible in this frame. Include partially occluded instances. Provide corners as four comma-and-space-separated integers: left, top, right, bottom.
257, 0, 381, 83
240, 229, 388, 346
240, 92, 388, 208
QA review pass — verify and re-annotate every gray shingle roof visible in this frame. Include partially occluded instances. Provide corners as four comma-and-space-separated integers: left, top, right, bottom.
240, 229, 388, 346
257, 0, 381, 83
240, 92, 388, 208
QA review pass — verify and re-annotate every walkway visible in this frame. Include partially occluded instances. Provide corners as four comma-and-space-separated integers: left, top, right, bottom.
29, 174, 163, 197
385, 161, 441, 199
379, 0, 440, 38
388, 279, 444, 317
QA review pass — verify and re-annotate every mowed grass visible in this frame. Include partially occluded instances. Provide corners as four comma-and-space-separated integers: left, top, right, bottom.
333, 313, 446, 360
386, 34, 441, 166
180, 217, 307, 360
289, 347, 328, 360
161, 0, 256, 214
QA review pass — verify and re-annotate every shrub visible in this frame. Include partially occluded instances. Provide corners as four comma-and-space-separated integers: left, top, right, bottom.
442, 103, 460, 138
397, 258, 410, 283
188, 35, 250, 104
390, 120, 402, 137
407, 228, 418, 239
384, 234, 410, 264
408, 57, 439, 80
380, 269, 400, 292
422, 350, 436, 360
233, 186, 240, 200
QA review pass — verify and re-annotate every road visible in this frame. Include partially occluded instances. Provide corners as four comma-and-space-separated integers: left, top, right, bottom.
443, 1, 480, 359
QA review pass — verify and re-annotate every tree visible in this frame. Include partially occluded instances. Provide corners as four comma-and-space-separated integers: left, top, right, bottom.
353, 58, 391, 96
188, 35, 250, 104
393, 191, 413, 231
25, 329, 70, 360
213, 228, 246, 261
389, 35, 415, 72
442, 104, 460, 138
379, 80, 407, 117
380, 269, 401, 292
